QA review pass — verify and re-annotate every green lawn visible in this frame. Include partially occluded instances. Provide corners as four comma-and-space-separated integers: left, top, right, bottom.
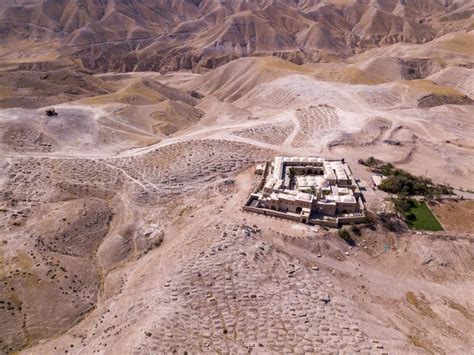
408, 201, 444, 231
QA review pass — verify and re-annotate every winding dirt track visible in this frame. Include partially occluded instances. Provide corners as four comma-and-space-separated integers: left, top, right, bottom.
1, 109, 296, 160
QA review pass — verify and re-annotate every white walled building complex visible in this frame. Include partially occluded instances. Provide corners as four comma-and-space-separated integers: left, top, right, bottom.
244, 157, 366, 227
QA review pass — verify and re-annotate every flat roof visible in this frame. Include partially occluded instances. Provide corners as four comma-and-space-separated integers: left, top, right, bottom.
296, 175, 328, 188
277, 193, 295, 201
333, 195, 356, 203
372, 175, 385, 186
296, 192, 313, 202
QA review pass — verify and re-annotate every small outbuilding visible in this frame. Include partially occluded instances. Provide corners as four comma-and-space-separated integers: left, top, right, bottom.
371, 174, 385, 187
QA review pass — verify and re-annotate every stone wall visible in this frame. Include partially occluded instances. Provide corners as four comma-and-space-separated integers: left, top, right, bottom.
243, 206, 301, 222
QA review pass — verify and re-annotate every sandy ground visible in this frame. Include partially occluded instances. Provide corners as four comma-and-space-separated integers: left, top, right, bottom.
431, 200, 474, 234
1, 59, 474, 354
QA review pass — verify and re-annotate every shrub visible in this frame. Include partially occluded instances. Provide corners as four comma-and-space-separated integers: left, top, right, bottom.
338, 228, 350, 239
393, 196, 415, 215
366, 156, 377, 166
338, 228, 355, 246
351, 225, 361, 236
379, 163, 394, 176
364, 156, 383, 167
378, 167, 453, 196
405, 212, 416, 222
364, 211, 378, 228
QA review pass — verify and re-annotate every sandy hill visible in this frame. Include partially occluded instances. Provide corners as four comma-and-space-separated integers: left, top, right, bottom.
347, 31, 474, 82
428, 67, 474, 98
77, 77, 205, 139
148, 100, 204, 136
80, 78, 197, 107
188, 52, 472, 107
188, 56, 312, 102
0, 0, 472, 72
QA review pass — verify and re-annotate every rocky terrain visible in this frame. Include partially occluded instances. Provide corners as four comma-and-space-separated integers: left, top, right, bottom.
0, 1, 474, 354
0, 0, 473, 72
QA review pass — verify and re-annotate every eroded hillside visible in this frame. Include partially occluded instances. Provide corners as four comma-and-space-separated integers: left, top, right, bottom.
0, 0, 473, 72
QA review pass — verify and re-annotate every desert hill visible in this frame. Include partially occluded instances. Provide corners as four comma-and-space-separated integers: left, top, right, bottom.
80, 77, 198, 106
349, 31, 474, 81
0, 68, 116, 109
429, 66, 474, 97
187, 56, 312, 101
0, 75, 206, 155
185, 52, 472, 109
1, 0, 473, 72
